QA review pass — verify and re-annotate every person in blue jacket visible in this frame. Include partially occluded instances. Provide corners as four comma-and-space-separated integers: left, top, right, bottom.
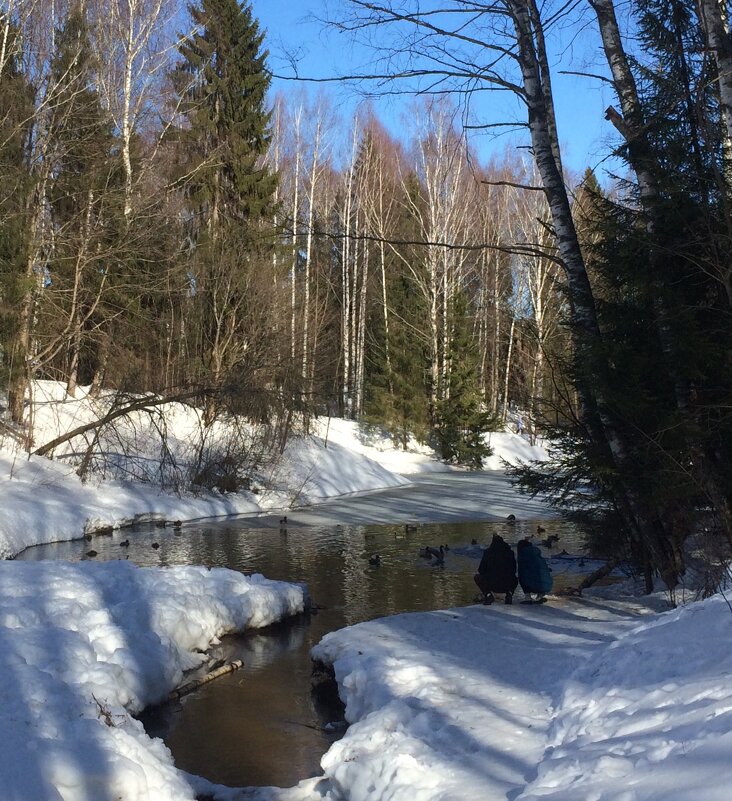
516, 538, 553, 603
474, 534, 518, 605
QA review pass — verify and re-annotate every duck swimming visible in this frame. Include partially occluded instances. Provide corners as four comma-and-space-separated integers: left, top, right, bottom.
419, 545, 445, 564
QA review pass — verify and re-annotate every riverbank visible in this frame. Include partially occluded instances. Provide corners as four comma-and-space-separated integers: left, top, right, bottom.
189, 589, 732, 801
5, 386, 728, 801
0, 560, 308, 801
0, 382, 547, 558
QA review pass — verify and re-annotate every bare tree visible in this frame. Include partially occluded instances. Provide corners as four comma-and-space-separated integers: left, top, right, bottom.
91, 0, 177, 218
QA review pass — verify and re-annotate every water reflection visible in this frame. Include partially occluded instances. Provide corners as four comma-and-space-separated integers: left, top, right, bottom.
18, 513, 587, 788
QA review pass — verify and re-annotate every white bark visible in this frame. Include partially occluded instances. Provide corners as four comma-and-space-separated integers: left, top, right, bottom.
290, 106, 302, 363
93, 0, 175, 218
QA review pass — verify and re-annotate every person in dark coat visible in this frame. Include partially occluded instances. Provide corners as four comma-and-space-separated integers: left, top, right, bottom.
474, 534, 518, 605
516, 538, 553, 603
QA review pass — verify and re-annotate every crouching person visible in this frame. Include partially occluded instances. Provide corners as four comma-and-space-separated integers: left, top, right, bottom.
474, 534, 518, 605
517, 538, 553, 603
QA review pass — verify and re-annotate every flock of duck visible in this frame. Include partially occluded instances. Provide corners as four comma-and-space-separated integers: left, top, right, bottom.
368, 516, 566, 568
83, 513, 573, 567
84, 519, 182, 558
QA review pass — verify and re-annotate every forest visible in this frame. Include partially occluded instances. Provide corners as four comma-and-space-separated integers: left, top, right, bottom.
0, 0, 730, 592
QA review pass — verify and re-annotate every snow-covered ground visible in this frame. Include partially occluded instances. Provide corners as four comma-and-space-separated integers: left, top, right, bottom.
0, 560, 306, 801
0, 383, 541, 558
189, 591, 731, 801
2, 385, 730, 801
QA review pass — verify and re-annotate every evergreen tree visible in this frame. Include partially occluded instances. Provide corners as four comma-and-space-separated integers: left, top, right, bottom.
170, 0, 278, 412
512, 2, 732, 588
0, 16, 34, 420
45, 6, 120, 392
363, 171, 431, 446
434, 292, 495, 468
171, 0, 276, 233
365, 268, 431, 448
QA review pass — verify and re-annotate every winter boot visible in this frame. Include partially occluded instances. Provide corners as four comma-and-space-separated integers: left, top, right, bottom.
505, 592, 513, 605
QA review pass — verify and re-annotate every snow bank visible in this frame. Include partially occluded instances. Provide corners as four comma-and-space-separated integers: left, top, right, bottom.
299, 594, 732, 801
517, 594, 732, 801
483, 430, 550, 470
0, 385, 427, 557
2, 383, 542, 558
0, 560, 307, 801
307, 598, 647, 801
310, 418, 450, 475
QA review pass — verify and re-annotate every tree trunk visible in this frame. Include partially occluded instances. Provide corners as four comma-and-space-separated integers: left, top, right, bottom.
508, 0, 684, 588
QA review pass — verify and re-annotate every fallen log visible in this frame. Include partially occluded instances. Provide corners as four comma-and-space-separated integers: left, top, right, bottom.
168, 659, 244, 701
559, 558, 623, 597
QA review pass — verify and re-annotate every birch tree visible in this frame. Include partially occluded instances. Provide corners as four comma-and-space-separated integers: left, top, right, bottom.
92, 0, 177, 218
334, 0, 697, 585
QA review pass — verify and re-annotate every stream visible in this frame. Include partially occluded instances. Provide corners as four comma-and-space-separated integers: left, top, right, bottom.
17, 472, 591, 789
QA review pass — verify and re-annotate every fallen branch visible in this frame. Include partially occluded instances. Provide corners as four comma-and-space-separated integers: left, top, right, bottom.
559, 558, 623, 597
33, 387, 215, 458
168, 659, 244, 701
577, 558, 622, 591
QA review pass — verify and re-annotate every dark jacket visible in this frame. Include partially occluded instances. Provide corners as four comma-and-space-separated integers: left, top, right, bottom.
517, 540, 553, 594
478, 535, 518, 593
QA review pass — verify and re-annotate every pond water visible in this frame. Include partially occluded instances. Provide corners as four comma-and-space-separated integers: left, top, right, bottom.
17, 476, 590, 790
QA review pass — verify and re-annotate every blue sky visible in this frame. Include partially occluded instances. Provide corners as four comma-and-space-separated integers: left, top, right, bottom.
251, 1, 619, 178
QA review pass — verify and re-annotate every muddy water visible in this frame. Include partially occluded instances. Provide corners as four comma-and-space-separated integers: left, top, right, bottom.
18, 508, 587, 789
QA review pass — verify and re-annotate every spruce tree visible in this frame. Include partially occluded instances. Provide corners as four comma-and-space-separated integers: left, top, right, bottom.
45, 6, 119, 391
171, 0, 276, 233
512, 2, 732, 587
0, 15, 34, 420
363, 171, 431, 446
434, 292, 494, 468
170, 0, 278, 412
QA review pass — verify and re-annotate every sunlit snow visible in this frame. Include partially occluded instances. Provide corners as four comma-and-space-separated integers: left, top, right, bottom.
1, 384, 729, 801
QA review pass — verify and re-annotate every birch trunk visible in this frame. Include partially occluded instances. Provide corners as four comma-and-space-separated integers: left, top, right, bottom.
290, 108, 301, 364
508, 0, 685, 587
501, 314, 516, 423
697, 0, 732, 172
355, 243, 369, 416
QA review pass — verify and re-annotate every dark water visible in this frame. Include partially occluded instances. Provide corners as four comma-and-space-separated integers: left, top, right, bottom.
17, 509, 587, 789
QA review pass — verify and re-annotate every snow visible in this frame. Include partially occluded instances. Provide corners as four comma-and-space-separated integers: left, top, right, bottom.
1, 384, 542, 558
2, 385, 730, 801
0, 383, 438, 559
0, 559, 307, 801
187, 592, 732, 801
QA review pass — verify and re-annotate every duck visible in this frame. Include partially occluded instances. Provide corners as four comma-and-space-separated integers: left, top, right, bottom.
506, 514, 517, 523
119, 539, 129, 547
151, 542, 160, 550
471, 538, 478, 545
368, 554, 381, 566
537, 525, 546, 534
173, 520, 182, 529
429, 546, 445, 564
420, 545, 445, 563
279, 516, 288, 525
86, 550, 97, 558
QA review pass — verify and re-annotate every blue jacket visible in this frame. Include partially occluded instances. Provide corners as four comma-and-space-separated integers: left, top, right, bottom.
517, 541, 553, 594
